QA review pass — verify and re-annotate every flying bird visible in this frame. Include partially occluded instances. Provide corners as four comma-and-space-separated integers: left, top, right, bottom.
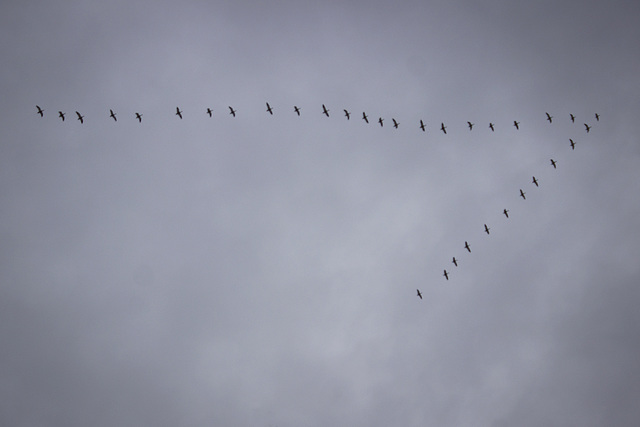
452, 257, 458, 267
109, 109, 117, 121
503, 209, 509, 218
484, 224, 490, 235
135, 112, 143, 122
443, 270, 449, 280
416, 289, 423, 300
322, 104, 330, 117
294, 106, 301, 116
344, 109, 351, 120
36, 105, 44, 117
550, 158, 557, 168
228, 106, 236, 117
441, 122, 447, 134
392, 118, 399, 129
419, 120, 426, 132
464, 241, 471, 253
58, 111, 65, 121
362, 112, 368, 123
378, 117, 384, 127
584, 123, 591, 133
467, 121, 474, 130
266, 102, 273, 115
545, 112, 553, 123
489, 122, 495, 131
520, 189, 526, 200
532, 176, 539, 187
513, 120, 520, 130
206, 108, 213, 117
75, 111, 84, 124
570, 139, 576, 150
176, 107, 183, 119
595, 113, 600, 121
570, 113, 575, 123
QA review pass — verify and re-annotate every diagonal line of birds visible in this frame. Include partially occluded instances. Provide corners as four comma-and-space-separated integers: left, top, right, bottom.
33, 103, 600, 299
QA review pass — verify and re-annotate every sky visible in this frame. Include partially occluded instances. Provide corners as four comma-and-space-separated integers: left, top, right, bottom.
1, 0, 640, 425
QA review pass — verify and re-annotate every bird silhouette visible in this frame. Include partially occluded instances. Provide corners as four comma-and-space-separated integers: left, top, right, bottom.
489, 122, 495, 131
344, 109, 350, 120
266, 102, 273, 115
294, 106, 300, 116
229, 106, 236, 117
595, 113, 600, 121
550, 159, 557, 168
392, 118, 399, 129
584, 123, 591, 133
36, 105, 44, 117
464, 241, 471, 253
419, 120, 426, 132
135, 112, 143, 122
322, 104, 329, 117
441, 122, 447, 134
109, 109, 117, 121
467, 121, 474, 130
362, 112, 368, 123
176, 107, 183, 119
484, 224, 490, 235
75, 111, 84, 124
546, 112, 553, 123
513, 120, 520, 130
416, 289, 423, 299
452, 257, 458, 267
443, 270, 449, 280
532, 176, 539, 187
570, 113, 575, 123
503, 209, 509, 218
570, 139, 576, 150
58, 111, 65, 121
206, 108, 213, 117
378, 117, 384, 127
520, 189, 526, 200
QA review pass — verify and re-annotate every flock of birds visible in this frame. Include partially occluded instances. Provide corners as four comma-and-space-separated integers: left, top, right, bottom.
34, 103, 599, 299
416, 111, 600, 300
34, 104, 598, 135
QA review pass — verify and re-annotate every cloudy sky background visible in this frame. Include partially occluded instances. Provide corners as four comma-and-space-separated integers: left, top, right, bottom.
2, 1, 640, 425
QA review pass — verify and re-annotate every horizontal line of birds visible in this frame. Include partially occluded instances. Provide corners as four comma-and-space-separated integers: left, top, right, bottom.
34, 105, 599, 133
415, 122, 596, 300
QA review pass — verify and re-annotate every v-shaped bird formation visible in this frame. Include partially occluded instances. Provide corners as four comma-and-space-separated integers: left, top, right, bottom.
33, 103, 598, 299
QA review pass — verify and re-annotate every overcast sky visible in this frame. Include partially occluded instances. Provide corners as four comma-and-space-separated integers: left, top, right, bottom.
2, 1, 640, 426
